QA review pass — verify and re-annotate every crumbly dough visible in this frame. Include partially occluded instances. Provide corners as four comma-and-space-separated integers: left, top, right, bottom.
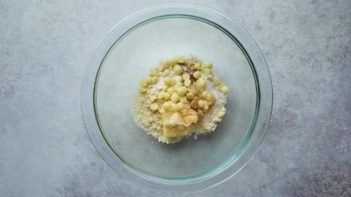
133, 56, 229, 144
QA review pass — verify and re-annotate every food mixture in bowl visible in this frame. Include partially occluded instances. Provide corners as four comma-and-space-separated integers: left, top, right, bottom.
133, 56, 229, 143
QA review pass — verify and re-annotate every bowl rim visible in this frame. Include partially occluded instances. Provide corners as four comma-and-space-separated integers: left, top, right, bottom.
81, 2, 273, 192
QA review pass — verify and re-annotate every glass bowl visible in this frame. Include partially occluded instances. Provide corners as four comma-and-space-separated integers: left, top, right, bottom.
81, 3, 272, 192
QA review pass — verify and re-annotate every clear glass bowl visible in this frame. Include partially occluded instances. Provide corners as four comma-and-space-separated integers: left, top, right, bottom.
81, 3, 272, 192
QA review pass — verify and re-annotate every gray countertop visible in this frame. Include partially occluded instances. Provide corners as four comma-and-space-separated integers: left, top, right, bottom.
1, 1, 350, 196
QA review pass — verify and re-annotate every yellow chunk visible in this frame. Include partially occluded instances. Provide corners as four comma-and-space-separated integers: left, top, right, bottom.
186, 92, 194, 100
150, 103, 159, 111
163, 102, 172, 111
198, 100, 204, 108
139, 87, 147, 93
164, 77, 171, 85
162, 59, 177, 68
208, 122, 216, 130
193, 71, 201, 79
176, 86, 187, 96
202, 91, 213, 101
202, 91, 209, 97
203, 63, 213, 69
150, 68, 157, 76
203, 68, 211, 75
157, 92, 164, 99
161, 62, 169, 69
180, 97, 188, 103
161, 85, 168, 91
175, 102, 184, 111
203, 104, 209, 111
177, 56, 185, 63
173, 64, 183, 75
168, 112, 185, 126
146, 76, 154, 84
196, 78, 206, 89
164, 77, 175, 86
170, 102, 178, 111
176, 80, 183, 87
218, 110, 226, 118
184, 79, 191, 87
194, 63, 201, 69
159, 108, 165, 113
180, 108, 199, 126
171, 93, 180, 102
167, 87, 174, 93
161, 62, 170, 69
198, 100, 208, 108
149, 95, 157, 103
182, 73, 190, 80
220, 86, 229, 95
188, 84, 198, 95
140, 79, 148, 87
163, 92, 170, 100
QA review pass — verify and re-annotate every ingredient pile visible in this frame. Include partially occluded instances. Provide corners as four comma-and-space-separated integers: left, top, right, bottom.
133, 56, 229, 143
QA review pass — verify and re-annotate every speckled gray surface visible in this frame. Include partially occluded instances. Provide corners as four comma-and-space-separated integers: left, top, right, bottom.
0, 0, 350, 196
